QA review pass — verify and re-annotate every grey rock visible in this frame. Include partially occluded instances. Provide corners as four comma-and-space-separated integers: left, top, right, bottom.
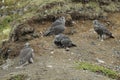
0, 59, 14, 70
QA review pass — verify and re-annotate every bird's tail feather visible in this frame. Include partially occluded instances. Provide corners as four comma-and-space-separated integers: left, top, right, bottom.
71, 43, 77, 47
110, 35, 114, 38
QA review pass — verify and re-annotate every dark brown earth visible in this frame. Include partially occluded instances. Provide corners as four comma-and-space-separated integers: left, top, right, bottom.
0, 12, 120, 80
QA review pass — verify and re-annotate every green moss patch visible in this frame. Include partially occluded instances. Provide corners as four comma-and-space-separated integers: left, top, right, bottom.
0, 16, 13, 42
8, 74, 28, 80
75, 62, 120, 79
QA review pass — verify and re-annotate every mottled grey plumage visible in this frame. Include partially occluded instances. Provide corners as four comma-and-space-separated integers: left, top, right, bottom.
19, 42, 34, 65
54, 34, 76, 48
93, 20, 114, 41
44, 16, 66, 36
52, 17, 66, 27
54, 34, 65, 47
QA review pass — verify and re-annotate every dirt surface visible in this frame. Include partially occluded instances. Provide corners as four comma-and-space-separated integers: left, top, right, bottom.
0, 13, 120, 80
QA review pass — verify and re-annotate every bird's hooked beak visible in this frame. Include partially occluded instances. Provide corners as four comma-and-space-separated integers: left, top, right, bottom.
93, 20, 98, 25
60, 16, 66, 23
25, 42, 30, 47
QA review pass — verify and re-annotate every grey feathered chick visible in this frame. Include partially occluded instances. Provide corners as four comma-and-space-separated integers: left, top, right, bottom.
44, 16, 66, 36
54, 34, 76, 48
54, 34, 65, 47
93, 20, 114, 41
19, 42, 34, 66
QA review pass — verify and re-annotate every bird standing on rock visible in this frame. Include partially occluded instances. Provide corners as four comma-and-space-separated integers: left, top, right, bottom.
54, 34, 76, 50
44, 16, 66, 36
93, 20, 114, 41
16, 42, 34, 68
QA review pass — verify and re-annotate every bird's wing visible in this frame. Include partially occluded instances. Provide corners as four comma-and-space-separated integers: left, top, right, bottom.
61, 37, 71, 45
98, 24, 111, 35
52, 17, 65, 27
102, 28, 112, 35
54, 34, 64, 42
43, 27, 54, 36
52, 21, 63, 27
19, 47, 33, 58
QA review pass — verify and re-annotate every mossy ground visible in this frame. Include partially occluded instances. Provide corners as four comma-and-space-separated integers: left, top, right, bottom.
76, 62, 120, 79
0, 16, 12, 43
8, 74, 27, 80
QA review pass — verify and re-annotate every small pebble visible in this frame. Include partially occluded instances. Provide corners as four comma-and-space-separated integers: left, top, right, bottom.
96, 58, 105, 64
47, 65, 52, 68
71, 52, 74, 55
50, 51, 54, 54
68, 59, 71, 61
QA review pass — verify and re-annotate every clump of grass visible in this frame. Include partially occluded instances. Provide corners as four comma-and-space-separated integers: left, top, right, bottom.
0, 16, 12, 31
102, 2, 119, 12
71, 0, 82, 2
0, 16, 13, 42
8, 74, 27, 80
75, 62, 120, 79
88, 2, 101, 12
